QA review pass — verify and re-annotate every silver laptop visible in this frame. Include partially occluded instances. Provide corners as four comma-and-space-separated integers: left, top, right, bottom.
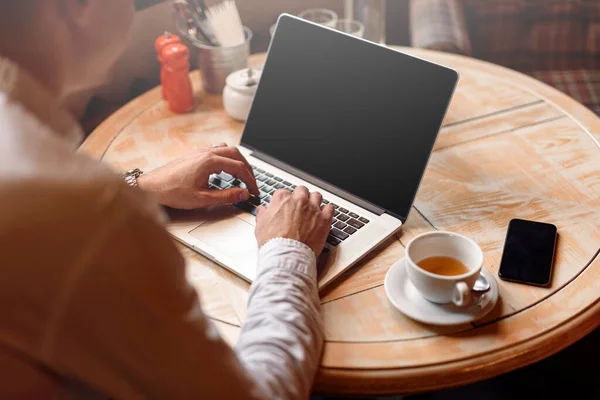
168, 14, 459, 290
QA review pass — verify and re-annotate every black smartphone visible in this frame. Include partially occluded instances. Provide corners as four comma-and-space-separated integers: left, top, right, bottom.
498, 219, 558, 287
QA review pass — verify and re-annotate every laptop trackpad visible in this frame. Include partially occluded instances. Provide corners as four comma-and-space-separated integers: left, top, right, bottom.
189, 215, 258, 259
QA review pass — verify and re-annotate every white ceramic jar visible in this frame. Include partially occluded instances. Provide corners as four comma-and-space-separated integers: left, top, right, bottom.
223, 68, 262, 121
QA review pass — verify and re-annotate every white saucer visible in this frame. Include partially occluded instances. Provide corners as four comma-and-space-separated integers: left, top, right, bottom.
384, 258, 499, 326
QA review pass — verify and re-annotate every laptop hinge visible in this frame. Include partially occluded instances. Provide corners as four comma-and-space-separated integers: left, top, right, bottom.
246, 148, 386, 216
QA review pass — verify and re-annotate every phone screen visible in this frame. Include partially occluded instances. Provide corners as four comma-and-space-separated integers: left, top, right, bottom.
498, 219, 557, 287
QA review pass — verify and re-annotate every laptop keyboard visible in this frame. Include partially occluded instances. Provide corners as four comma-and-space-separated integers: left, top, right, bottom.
208, 165, 370, 247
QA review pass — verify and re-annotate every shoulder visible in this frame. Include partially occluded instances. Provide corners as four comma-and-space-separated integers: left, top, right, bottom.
0, 90, 165, 228
0, 92, 49, 143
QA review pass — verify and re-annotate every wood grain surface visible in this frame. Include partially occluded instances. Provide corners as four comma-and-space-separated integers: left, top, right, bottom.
80, 48, 600, 395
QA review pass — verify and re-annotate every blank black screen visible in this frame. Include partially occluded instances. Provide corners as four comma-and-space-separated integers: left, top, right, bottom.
499, 219, 557, 286
241, 15, 458, 220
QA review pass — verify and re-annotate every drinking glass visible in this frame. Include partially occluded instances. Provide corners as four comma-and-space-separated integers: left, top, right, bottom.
352, 0, 386, 43
334, 19, 365, 38
298, 8, 338, 28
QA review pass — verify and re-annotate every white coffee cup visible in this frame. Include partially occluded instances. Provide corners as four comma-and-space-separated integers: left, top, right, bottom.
405, 231, 483, 307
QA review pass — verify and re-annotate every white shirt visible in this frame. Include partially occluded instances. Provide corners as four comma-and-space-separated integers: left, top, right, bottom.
0, 56, 323, 399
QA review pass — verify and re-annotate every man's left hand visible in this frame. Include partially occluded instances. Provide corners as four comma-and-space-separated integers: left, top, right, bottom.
137, 144, 260, 210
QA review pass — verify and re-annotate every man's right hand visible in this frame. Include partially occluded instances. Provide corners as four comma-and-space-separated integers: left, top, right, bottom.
255, 186, 335, 256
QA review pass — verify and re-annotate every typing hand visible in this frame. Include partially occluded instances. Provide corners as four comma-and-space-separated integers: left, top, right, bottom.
255, 186, 335, 255
137, 144, 260, 210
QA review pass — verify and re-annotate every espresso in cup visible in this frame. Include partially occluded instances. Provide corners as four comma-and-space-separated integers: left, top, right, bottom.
405, 232, 483, 306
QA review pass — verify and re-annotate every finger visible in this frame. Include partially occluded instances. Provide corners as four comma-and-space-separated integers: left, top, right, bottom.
271, 188, 291, 204
256, 205, 267, 220
199, 188, 250, 206
209, 147, 257, 194
293, 185, 310, 201
309, 191, 322, 208
209, 142, 228, 149
322, 204, 335, 221
209, 155, 260, 195
210, 146, 254, 178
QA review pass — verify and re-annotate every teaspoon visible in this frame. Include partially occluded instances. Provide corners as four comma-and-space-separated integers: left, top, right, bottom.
472, 273, 491, 293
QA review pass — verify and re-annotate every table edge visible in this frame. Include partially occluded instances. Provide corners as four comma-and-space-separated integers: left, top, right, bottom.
314, 299, 600, 395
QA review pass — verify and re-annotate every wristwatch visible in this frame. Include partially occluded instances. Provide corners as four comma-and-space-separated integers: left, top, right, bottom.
121, 168, 144, 187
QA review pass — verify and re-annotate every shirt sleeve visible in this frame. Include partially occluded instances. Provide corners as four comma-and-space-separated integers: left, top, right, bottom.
237, 238, 324, 400
45, 192, 323, 400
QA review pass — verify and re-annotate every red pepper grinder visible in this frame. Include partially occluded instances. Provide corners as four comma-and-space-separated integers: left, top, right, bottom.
162, 43, 195, 114
155, 32, 182, 100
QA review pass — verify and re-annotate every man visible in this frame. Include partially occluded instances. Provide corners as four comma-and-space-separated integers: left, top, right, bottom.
0, 0, 334, 398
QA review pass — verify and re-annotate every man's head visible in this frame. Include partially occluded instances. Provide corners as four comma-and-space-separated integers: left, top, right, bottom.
0, 0, 135, 96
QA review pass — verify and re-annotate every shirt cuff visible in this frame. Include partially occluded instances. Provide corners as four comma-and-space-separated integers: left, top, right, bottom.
257, 238, 317, 279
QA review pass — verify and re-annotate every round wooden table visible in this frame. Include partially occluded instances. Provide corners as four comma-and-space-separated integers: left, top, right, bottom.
81, 48, 600, 395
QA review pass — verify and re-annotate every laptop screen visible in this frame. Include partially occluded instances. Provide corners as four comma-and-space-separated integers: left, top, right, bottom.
241, 15, 458, 221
